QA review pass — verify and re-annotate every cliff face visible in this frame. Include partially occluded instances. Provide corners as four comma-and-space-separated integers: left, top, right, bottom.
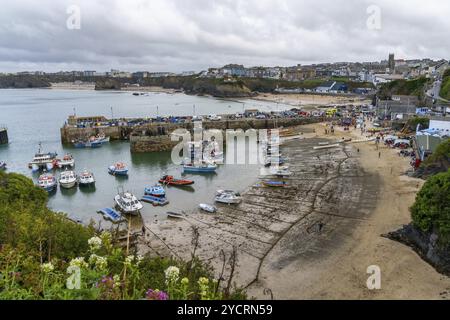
95, 79, 121, 90
0, 76, 51, 88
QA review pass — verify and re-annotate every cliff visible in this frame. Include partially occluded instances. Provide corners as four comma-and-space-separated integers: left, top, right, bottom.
95, 79, 121, 90
0, 75, 51, 88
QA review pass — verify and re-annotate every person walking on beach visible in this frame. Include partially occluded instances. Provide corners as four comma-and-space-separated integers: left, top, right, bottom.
378, 151, 381, 159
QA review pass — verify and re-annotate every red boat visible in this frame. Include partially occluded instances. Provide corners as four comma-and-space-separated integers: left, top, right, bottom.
159, 175, 194, 186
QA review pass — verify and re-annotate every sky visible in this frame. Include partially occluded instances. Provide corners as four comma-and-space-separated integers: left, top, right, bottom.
0, 0, 449, 73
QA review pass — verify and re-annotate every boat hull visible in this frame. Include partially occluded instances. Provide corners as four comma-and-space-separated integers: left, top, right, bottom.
60, 180, 77, 189
183, 166, 217, 173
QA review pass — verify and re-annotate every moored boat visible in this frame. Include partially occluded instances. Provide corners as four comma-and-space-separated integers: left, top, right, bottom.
37, 173, 57, 192
57, 154, 75, 168
199, 203, 217, 213
262, 180, 287, 188
59, 170, 77, 189
141, 195, 169, 206
29, 143, 57, 172
78, 170, 95, 186
159, 175, 194, 186
144, 185, 166, 197
183, 162, 217, 173
108, 162, 128, 176
216, 189, 241, 197
114, 192, 143, 215
214, 193, 242, 204
97, 208, 124, 223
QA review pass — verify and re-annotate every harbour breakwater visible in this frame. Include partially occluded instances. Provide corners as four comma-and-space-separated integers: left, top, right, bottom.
60, 117, 325, 153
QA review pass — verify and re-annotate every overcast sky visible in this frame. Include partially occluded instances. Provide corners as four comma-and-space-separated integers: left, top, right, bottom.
0, 0, 449, 73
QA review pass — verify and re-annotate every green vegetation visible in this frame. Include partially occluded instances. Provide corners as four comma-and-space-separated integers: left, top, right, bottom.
421, 138, 450, 171
378, 77, 430, 100
440, 69, 450, 100
410, 169, 450, 245
0, 172, 245, 300
406, 117, 430, 131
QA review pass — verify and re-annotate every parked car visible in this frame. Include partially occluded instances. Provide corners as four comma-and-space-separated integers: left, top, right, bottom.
207, 114, 222, 121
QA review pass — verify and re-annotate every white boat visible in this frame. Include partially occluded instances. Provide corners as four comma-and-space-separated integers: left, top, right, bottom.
37, 173, 57, 192
59, 170, 77, 189
269, 167, 293, 177
215, 189, 241, 197
29, 143, 57, 172
199, 203, 217, 213
114, 192, 143, 215
78, 170, 95, 186
214, 193, 242, 204
57, 154, 75, 168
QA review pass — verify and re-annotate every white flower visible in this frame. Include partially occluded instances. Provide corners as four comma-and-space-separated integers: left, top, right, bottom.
165, 266, 180, 284
88, 236, 102, 251
136, 255, 144, 266
69, 257, 88, 269
124, 255, 135, 266
89, 254, 108, 270
41, 262, 54, 273
113, 274, 121, 287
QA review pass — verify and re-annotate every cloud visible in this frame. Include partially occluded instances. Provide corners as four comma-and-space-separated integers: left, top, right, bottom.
0, 0, 448, 72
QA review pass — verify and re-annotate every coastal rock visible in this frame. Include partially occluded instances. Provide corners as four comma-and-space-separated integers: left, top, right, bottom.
95, 79, 121, 90
385, 224, 450, 276
0, 75, 51, 88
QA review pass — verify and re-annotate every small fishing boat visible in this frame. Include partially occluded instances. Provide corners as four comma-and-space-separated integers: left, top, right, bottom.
0, 161, 6, 170
72, 139, 102, 148
29, 143, 58, 172
37, 173, 57, 192
262, 180, 287, 188
199, 203, 217, 213
159, 175, 194, 186
108, 162, 128, 176
93, 133, 110, 144
78, 170, 95, 186
97, 208, 124, 223
115, 192, 143, 215
144, 185, 166, 197
141, 195, 169, 206
214, 193, 242, 204
183, 162, 217, 173
59, 170, 77, 189
57, 154, 75, 169
167, 212, 185, 219
216, 189, 241, 197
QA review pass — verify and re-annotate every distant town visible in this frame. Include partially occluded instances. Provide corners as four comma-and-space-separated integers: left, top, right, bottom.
2, 54, 448, 89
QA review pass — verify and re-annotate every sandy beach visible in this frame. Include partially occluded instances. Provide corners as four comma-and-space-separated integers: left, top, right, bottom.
50, 82, 177, 94
253, 93, 372, 109
135, 122, 450, 300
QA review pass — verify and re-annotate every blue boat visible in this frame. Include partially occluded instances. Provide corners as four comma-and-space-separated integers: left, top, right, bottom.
183, 163, 217, 173
108, 162, 128, 176
262, 180, 287, 188
73, 140, 102, 148
98, 208, 124, 223
37, 173, 57, 192
144, 185, 166, 197
141, 195, 169, 206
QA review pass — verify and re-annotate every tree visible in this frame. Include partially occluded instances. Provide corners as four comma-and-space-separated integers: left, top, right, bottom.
411, 169, 450, 245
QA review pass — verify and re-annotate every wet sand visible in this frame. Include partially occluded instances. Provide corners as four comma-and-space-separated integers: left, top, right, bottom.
254, 93, 372, 108
137, 123, 450, 300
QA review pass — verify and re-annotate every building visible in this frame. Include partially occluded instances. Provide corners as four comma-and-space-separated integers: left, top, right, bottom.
376, 95, 419, 118
416, 117, 450, 159
283, 66, 316, 81
388, 53, 395, 74
221, 64, 247, 77
315, 81, 348, 93
83, 71, 96, 77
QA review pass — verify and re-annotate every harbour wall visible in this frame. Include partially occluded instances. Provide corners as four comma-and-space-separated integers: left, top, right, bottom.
60, 125, 134, 144
0, 127, 8, 145
129, 117, 324, 153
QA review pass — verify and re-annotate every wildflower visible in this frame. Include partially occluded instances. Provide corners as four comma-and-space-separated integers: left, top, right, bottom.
136, 255, 144, 266
69, 257, 88, 269
198, 277, 210, 299
164, 266, 180, 284
100, 231, 112, 243
146, 289, 169, 300
124, 255, 135, 266
89, 254, 108, 270
88, 236, 102, 251
181, 277, 189, 286
41, 262, 54, 273
113, 274, 121, 287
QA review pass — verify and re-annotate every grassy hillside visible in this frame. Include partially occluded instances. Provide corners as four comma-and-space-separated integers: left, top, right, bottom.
440, 69, 450, 100
378, 77, 430, 100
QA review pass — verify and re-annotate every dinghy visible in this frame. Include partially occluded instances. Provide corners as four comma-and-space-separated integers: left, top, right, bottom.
199, 203, 217, 213
183, 163, 217, 173
59, 170, 77, 189
115, 191, 143, 215
108, 162, 128, 176
214, 193, 242, 204
167, 212, 185, 219
216, 190, 241, 197
141, 195, 169, 206
144, 185, 166, 197
159, 175, 194, 186
98, 208, 124, 223
262, 181, 287, 188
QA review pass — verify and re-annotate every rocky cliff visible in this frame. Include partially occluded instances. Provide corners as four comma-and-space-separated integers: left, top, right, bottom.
95, 79, 121, 90
0, 75, 51, 88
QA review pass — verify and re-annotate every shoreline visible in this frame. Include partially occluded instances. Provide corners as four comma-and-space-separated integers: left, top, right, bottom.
136, 122, 450, 299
